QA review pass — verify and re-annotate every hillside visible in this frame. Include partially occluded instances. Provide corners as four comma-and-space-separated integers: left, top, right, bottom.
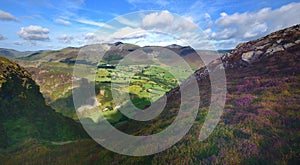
97, 24, 299, 164
0, 25, 299, 164
0, 57, 87, 149
0, 48, 37, 58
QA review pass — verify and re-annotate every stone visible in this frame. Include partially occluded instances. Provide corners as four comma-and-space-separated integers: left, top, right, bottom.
241, 51, 254, 63
256, 43, 270, 50
265, 45, 284, 55
254, 50, 264, 59
283, 43, 296, 49
276, 39, 283, 44
102, 108, 108, 112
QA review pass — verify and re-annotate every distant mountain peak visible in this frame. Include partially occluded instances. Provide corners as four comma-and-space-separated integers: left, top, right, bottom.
114, 41, 123, 46
165, 44, 183, 49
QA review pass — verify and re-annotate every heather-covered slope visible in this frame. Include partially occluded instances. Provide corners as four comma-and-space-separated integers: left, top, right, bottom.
0, 57, 87, 148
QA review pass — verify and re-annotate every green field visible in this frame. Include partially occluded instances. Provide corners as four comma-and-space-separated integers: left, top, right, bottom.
87, 64, 190, 124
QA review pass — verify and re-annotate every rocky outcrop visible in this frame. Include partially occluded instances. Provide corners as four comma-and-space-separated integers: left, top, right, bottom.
193, 24, 300, 79
221, 24, 300, 68
167, 24, 300, 97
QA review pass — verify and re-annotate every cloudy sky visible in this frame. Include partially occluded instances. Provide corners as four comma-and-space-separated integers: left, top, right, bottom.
0, 0, 299, 51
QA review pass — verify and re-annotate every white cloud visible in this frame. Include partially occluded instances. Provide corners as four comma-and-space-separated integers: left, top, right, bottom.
179, 32, 195, 39
81, 26, 191, 48
75, 18, 114, 29
133, 32, 187, 47
77, 11, 201, 48
55, 19, 71, 25
57, 34, 74, 43
115, 17, 140, 27
82, 27, 148, 44
203, 28, 212, 35
111, 27, 148, 40
214, 39, 239, 50
84, 33, 97, 40
214, 2, 300, 40
142, 10, 198, 33
204, 13, 211, 19
84, 33, 104, 43
211, 28, 237, 40
142, 11, 173, 29
220, 12, 227, 17
243, 22, 268, 38
18, 25, 50, 41
0, 34, 6, 40
76, 39, 85, 45
0, 10, 18, 22
203, 13, 213, 28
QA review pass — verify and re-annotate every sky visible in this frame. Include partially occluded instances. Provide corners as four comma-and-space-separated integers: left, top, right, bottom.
0, 0, 299, 51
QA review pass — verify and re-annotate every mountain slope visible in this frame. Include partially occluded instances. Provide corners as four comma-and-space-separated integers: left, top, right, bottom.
0, 48, 37, 58
105, 24, 300, 163
165, 24, 300, 163
0, 25, 299, 164
0, 57, 87, 148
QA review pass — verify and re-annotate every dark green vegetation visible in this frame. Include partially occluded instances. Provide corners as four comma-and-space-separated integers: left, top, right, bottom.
0, 57, 87, 149
0, 25, 299, 164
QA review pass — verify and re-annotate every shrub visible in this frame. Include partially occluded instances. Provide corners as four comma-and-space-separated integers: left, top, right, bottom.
235, 95, 255, 107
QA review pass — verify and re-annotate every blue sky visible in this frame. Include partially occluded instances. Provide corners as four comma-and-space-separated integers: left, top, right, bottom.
0, 0, 299, 51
